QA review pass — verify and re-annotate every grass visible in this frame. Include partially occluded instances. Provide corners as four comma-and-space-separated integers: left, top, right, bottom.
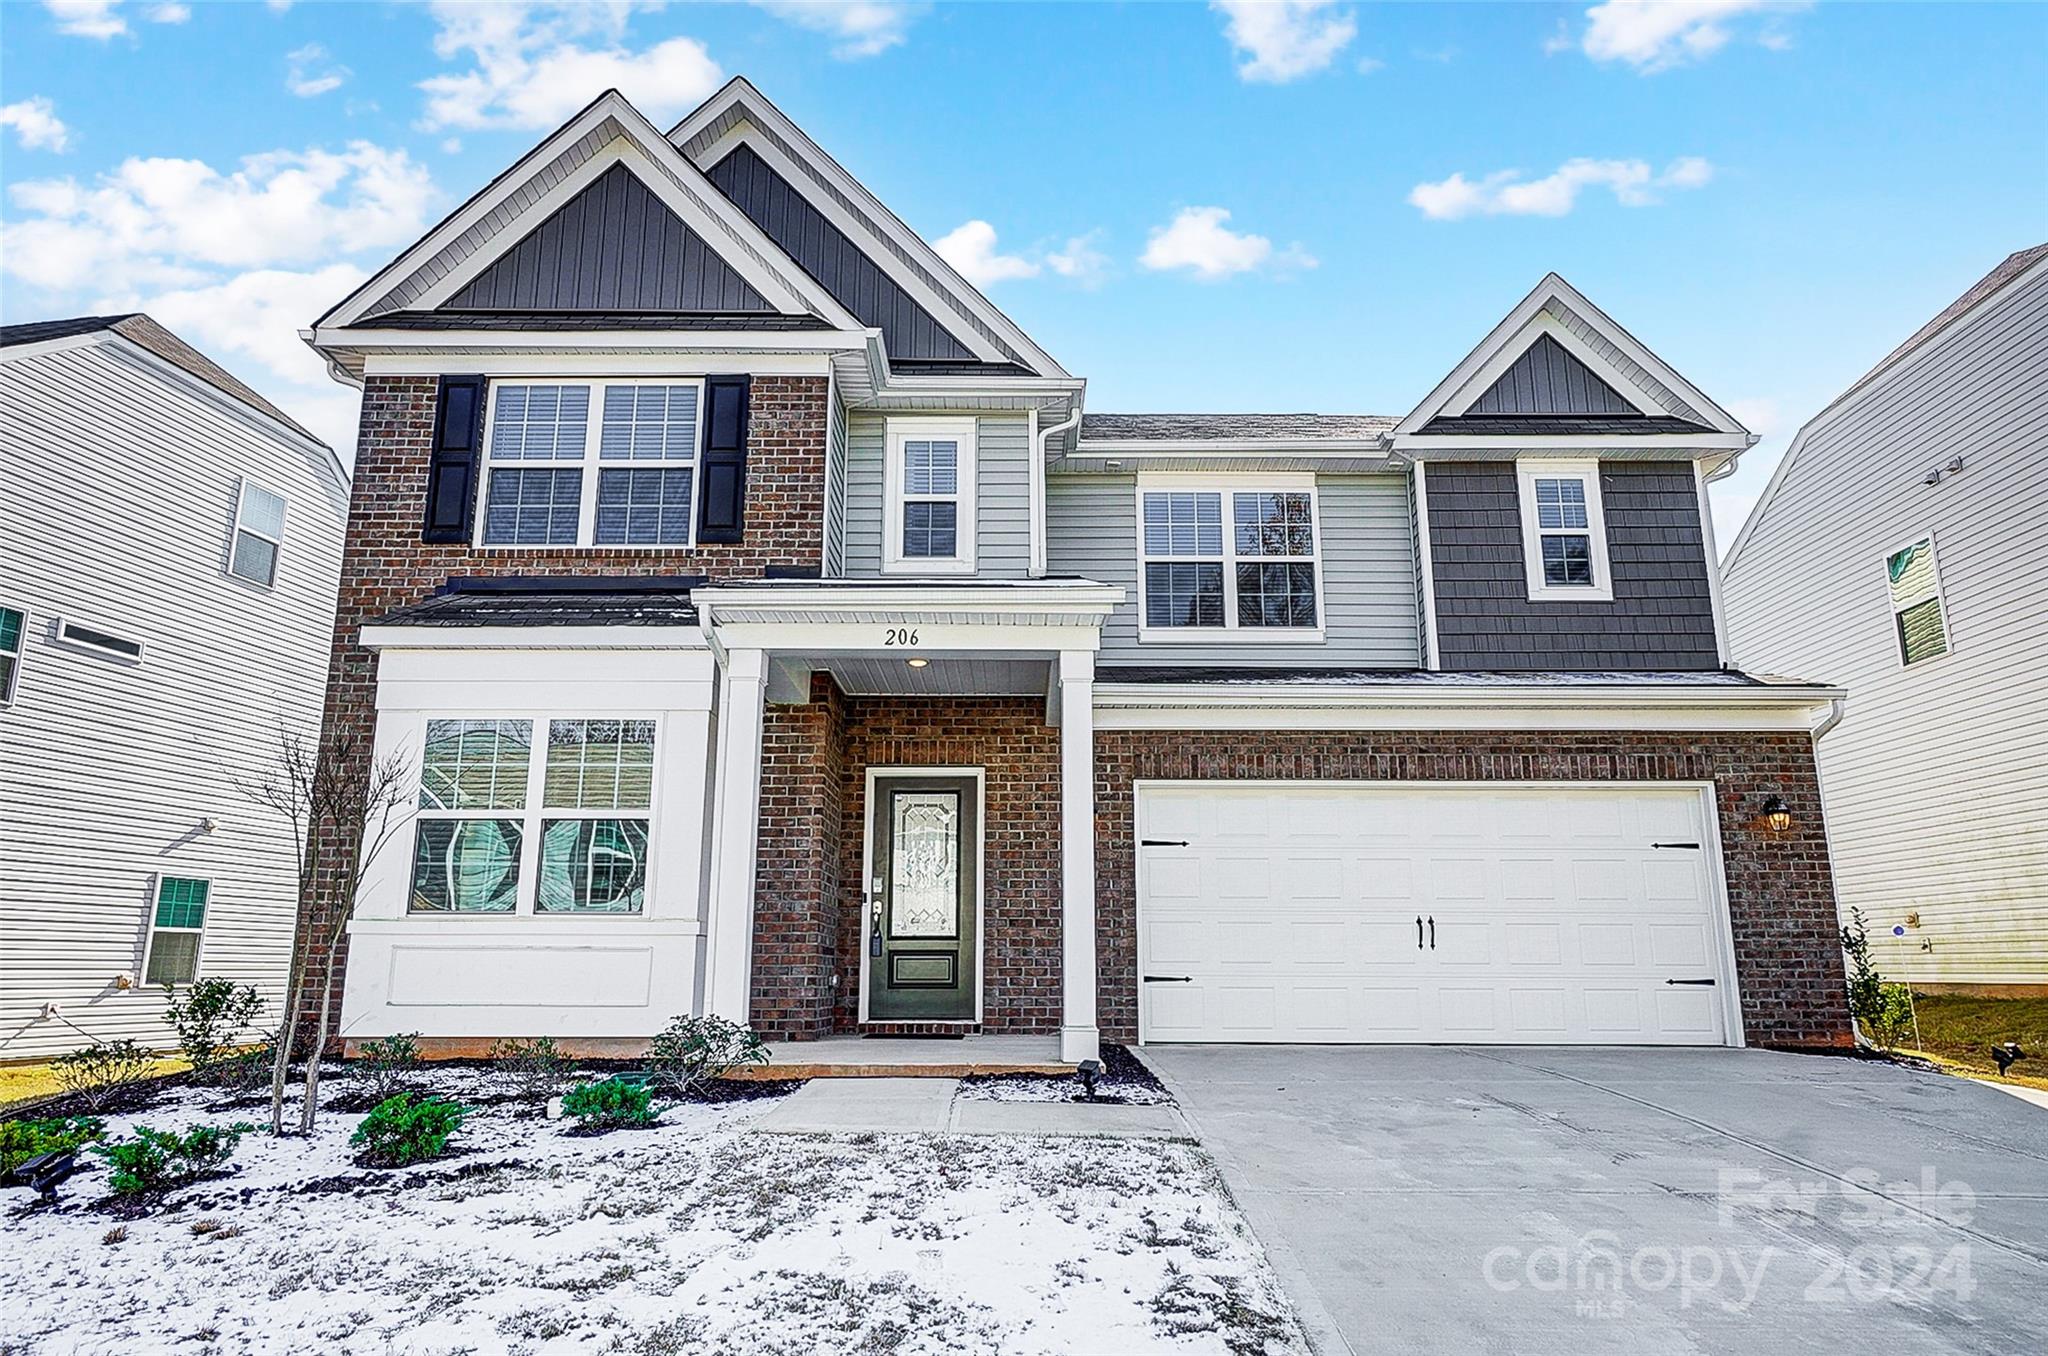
0, 1056, 190, 1112
1895, 993, 2048, 1092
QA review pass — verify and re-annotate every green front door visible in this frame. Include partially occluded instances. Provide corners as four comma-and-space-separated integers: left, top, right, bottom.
867, 774, 978, 1022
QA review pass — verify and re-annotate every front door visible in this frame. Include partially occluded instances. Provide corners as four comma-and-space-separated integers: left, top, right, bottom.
867, 773, 978, 1022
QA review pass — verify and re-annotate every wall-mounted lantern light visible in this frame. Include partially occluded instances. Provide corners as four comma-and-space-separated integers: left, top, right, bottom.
1761, 795, 1792, 833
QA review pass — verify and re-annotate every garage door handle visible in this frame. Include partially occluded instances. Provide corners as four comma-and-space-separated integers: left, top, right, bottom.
1143, 974, 1194, 983
1666, 978, 1717, 986
1416, 916, 1424, 949
1651, 842, 1702, 850
1141, 839, 1190, 847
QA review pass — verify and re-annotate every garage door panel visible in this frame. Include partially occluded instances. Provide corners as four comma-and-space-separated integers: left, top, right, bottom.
1137, 784, 1731, 1047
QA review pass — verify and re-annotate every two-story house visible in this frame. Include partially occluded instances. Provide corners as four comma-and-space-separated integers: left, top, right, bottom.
1, 315, 348, 1059
303, 81, 1852, 1065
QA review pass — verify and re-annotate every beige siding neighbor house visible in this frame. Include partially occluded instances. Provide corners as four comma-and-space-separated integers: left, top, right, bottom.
1723, 244, 2048, 991
0, 316, 349, 1059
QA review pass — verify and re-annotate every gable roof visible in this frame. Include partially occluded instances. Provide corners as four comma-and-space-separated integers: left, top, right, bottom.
1721, 242, 2048, 571
670, 77, 1067, 378
1394, 273, 1750, 457
3, 313, 324, 448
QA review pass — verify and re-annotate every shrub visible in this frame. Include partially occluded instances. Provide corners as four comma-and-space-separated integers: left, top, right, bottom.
560, 1076, 655, 1130
163, 979, 265, 1082
50, 1040, 156, 1111
351, 1093, 467, 1168
354, 1032, 423, 1101
644, 1015, 768, 1097
1841, 909, 1920, 1049
1, 1116, 105, 1174
488, 1036, 568, 1101
1869, 982, 1918, 1050
95, 1122, 256, 1196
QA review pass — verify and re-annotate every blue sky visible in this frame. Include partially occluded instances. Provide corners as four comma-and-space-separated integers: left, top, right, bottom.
3, 1, 2043, 543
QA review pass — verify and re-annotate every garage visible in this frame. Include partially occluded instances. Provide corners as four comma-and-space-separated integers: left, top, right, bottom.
1135, 782, 1740, 1046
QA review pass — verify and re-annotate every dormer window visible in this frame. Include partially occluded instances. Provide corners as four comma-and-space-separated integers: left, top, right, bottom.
1517, 460, 1613, 602
883, 417, 976, 573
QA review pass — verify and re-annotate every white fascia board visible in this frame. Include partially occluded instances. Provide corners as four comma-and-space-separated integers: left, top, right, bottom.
696, 581, 1125, 617
358, 349, 844, 378
325, 327, 869, 354
1092, 683, 1845, 732
669, 78, 1069, 379
712, 621, 1105, 654
1390, 433, 1753, 453
358, 625, 708, 651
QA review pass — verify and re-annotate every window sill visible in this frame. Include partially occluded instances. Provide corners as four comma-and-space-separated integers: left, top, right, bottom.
1137, 627, 1326, 646
881, 558, 978, 576
1523, 585, 1615, 604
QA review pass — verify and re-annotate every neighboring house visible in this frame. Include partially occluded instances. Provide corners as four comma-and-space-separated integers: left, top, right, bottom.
1723, 244, 2048, 994
302, 81, 1852, 1064
0, 315, 349, 1060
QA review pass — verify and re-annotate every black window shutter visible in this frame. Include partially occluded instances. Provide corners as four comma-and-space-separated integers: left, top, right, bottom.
422, 375, 487, 543
696, 374, 751, 544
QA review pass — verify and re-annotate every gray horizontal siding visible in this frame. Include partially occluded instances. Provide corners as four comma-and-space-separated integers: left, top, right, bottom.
1426, 461, 1719, 671
1046, 472, 1421, 667
843, 413, 1031, 578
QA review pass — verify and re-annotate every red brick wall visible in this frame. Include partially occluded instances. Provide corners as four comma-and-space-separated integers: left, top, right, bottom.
748, 680, 1066, 1039
1092, 731, 1852, 1051
300, 374, 829, 1043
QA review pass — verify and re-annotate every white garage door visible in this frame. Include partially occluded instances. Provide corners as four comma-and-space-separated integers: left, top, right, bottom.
1136, 784, 1736, 1046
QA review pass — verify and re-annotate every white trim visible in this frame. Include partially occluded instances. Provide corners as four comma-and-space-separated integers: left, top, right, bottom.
1395, 433, 1752, 453
882, 416, 978, 575
1133, 472, 1327, 644
1058, 649, 1099, 1063
143, 872, 213, 988
0, 600, 26, 706
1880, 529, 1956, 669
1694, 462, 1732, 665
53, 616, 145, 665
359, 624, 705, 651
336, 332, 864, 360
225, 476, 288, 589
1441, 310, 1661, 418
857, 765, 987, 1026
704, 647, 768, 1024
1130, 779, 1746, 1048
1413, 462, 1441, 670
1516, 459, 1615, 603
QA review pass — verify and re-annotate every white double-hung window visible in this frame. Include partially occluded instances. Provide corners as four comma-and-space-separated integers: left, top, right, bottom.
477, 380, 702, 547
227, 479, 288, 587
1136, 477, 1322, 640
1516, 459, 1613, 601
1884, 534, 1951, 666
883, 417, 977, 573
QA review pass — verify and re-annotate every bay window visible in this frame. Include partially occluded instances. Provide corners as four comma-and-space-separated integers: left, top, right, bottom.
478, 381, 701, 548
1137, 479, 1322, 638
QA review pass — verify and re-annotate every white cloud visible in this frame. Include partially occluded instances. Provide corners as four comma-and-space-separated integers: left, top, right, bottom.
752, 1, 926, 59
287, 43, 351, 98
44, 0, 126, 38
1213, 1, 1356, 83
146, 2, 188, 22
1408, 156, 1715, 220
1, 141, 439, 292
418, 2, 723, 132
1563, 1, 1806, 73
933, 219, 1039, 287
1, 97, 73, 153
1047, 231, 1111, 288
1140, 206, 1315, 281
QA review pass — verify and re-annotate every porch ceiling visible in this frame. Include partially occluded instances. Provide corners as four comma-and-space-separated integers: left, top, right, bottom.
812, 655, 1050, 697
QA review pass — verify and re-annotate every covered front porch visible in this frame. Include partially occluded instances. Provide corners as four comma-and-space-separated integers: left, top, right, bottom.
693, 580, 1123, 1064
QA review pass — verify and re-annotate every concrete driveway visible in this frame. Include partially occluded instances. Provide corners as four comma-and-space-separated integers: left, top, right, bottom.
1143, 1046, 2046, 1356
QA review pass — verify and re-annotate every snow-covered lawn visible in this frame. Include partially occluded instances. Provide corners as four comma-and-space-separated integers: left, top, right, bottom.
3, 1072, 1304, 1355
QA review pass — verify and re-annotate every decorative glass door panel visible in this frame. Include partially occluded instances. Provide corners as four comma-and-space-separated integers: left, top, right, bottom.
869, 775, 978, 1022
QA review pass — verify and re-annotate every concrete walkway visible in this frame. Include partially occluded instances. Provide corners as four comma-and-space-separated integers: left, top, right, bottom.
1147, 1045, 2048, 1356
751, 1077, 1187, 1137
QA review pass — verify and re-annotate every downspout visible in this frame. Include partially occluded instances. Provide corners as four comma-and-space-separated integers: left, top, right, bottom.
1813, 696, 1846, 741
1032, 404, 1082, 578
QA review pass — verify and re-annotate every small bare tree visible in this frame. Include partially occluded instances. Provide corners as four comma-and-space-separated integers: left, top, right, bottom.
244, 727, 414, 1134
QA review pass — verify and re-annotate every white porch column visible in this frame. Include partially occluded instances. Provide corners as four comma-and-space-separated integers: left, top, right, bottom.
704, 646, 768, 1025
1057, 648, 1100, 1063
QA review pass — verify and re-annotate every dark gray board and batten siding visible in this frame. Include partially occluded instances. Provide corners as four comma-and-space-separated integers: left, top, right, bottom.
705, 143, 977, 362
1425, 461, 1720, 671
1467, 333, 1637, 415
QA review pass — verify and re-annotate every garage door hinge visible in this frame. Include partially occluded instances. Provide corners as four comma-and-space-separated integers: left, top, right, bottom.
1650, 841, 1702, 850
1141, 839, 1190, 847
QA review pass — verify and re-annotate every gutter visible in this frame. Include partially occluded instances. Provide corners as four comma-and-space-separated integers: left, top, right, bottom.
1032, 404, 1082, 577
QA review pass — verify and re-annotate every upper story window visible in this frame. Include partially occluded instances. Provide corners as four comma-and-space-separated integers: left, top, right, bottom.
478, 381, 701, 548
1516, 460, 1613, 602
0, 605, 22, 705
883, 417, 977, 574
228, 479, 288, 587
409, 715, 654, 915
1136, 478, 1322, 641
1885, 535, 1950, 665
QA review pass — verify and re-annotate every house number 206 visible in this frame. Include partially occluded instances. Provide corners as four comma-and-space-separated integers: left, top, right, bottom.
884, 627, 920, 646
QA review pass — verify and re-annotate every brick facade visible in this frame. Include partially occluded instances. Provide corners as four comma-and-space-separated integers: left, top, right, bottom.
1092, 730, 1853, 1051
300, 373, 829, 1042
749, 679, 1065, 1040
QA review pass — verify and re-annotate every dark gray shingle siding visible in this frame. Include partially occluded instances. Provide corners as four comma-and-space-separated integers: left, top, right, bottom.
447, 163, 773, 312
705, 142, 976, 362
1426, 461, 1719, 671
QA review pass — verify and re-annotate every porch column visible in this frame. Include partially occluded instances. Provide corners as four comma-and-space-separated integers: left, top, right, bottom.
1057, 648, 1101, 1063
704, 646, 768, 1026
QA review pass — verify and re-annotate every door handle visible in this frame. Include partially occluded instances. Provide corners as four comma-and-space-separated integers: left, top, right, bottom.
1416, 916, 1424, 950
1666, 978, 1717, 986
1428, 916, 1436, 950
1143, 974, 1193, 983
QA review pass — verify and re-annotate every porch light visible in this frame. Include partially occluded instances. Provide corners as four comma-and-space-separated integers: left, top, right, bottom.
1760, 795, 1792, 833
906, 657, 929, 669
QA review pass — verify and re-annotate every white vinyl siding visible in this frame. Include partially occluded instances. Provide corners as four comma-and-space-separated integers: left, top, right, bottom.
0, 337, 348, 1056
843, 413, 1031, 578
1723, 254, 2048, 986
